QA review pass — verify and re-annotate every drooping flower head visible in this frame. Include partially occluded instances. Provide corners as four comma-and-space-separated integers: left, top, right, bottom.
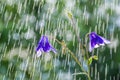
36, 35, 57, 57
89, 32, 110, 52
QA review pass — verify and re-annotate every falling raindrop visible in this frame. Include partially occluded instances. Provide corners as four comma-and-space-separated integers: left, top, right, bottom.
0, 0, 120, 80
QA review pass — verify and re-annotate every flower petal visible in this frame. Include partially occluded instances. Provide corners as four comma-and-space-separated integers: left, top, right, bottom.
38, 35, 45, 44
99, 36, 111, 44
36, 44, 42, 51
99, 43, 105, 46
51, 46, 57, 53
36, 49, 42, 57
94, 44, 100, 48
43, 42, 51, 52
89, 42, 94, 52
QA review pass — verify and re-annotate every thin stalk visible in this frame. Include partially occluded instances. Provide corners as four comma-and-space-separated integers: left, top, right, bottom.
50, 37, 91, 80
66, 11, 91, 80
69, 13, 87, 59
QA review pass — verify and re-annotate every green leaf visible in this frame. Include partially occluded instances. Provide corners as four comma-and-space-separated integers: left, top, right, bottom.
65, 9, 73, 19
88, 57, 93, 65
92, 55, 98, 60
88, 55, 98, 65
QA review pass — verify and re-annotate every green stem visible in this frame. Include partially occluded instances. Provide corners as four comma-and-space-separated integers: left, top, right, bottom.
53, 38, 83, 70
66, 11, 91, 80
52, 37, 91, 80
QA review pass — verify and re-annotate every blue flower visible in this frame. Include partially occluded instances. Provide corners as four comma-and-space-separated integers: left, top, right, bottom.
36, 35, 57, 57
89, 32, 110, 52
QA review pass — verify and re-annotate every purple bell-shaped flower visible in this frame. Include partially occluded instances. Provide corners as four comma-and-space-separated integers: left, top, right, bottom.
36, 36, 57, 57
89, 32, 110, 52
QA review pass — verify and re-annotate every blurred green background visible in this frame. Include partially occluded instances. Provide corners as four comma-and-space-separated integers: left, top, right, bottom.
0, 0, 120, 80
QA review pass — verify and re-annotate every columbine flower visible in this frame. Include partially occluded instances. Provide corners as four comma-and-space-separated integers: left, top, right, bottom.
36, 35, 57, 57
89, 32, 110, 52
